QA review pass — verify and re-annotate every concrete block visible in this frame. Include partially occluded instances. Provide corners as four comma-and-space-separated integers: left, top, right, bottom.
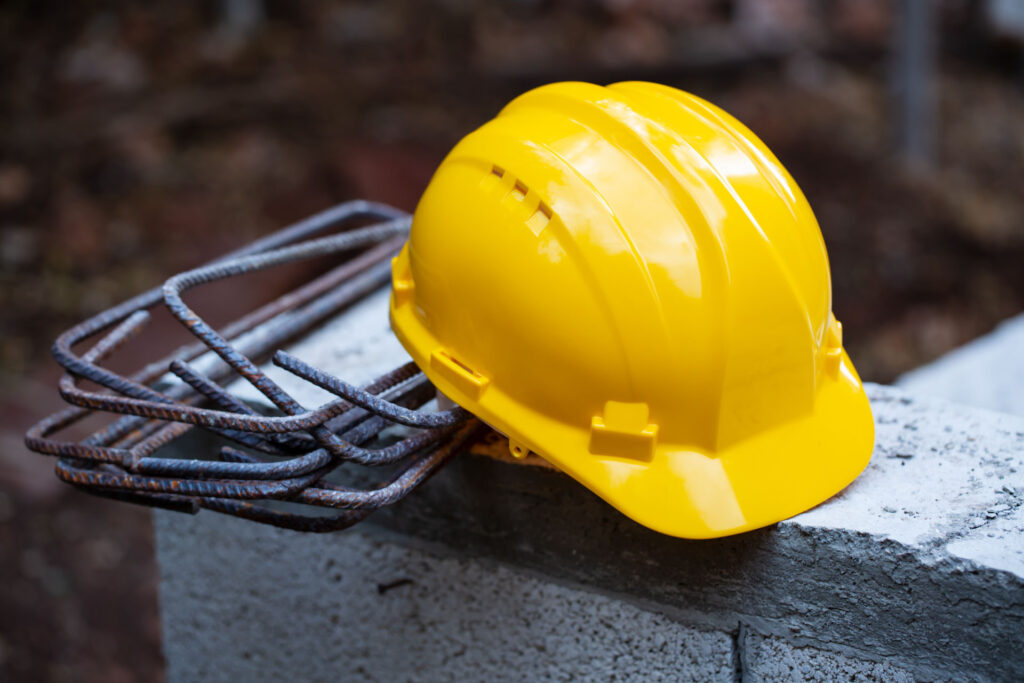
154, 288, 1024, 681
155, 511, 735, 683
896, 312, 1024, 416
740, 632, 921, 683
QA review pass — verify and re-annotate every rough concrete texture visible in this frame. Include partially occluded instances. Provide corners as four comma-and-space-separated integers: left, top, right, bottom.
741, 632, 921, 683
154, 511, 735, 683
794, 385, 1024, 577
155, 289, 1024, 681
897, 312, 1024, 416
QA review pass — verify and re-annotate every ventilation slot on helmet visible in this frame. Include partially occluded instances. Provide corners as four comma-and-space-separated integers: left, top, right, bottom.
479, 165, 505, 193
482, 165, 554, 236
431, 349, 490, 400
526, 202, 551, 235
511, 180, 528, 200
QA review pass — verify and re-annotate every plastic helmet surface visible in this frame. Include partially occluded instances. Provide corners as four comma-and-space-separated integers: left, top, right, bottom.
389, 81, 874, 539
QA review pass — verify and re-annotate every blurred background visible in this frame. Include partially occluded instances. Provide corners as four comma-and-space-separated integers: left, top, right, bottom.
1, 1, 1023, 680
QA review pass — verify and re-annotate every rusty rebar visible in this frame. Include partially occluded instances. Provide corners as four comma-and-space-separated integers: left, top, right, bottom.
23, 201, 480, 532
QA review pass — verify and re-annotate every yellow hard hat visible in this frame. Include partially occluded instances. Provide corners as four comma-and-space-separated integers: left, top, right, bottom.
389, 81, 874, 539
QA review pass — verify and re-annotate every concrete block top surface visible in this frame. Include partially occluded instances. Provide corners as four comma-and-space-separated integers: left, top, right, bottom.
896, 312, 1024, 417
231, 287, 1024, 580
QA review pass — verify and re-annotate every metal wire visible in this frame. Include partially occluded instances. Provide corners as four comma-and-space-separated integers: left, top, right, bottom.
24, 201, 482, 532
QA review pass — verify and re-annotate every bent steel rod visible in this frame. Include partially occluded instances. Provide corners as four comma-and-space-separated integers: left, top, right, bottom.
23, 201, 478, 531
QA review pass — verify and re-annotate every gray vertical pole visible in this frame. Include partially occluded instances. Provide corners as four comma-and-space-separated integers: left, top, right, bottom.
893, 0, 937, 167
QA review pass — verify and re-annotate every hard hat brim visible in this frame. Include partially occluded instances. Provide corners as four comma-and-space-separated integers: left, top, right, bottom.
392, 289, 874, 539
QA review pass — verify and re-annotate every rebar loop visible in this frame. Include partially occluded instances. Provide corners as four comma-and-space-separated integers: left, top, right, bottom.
24, 201, 482, 532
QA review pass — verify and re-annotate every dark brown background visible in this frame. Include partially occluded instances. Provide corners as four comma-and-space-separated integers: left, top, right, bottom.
2, 1, 1023, 681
